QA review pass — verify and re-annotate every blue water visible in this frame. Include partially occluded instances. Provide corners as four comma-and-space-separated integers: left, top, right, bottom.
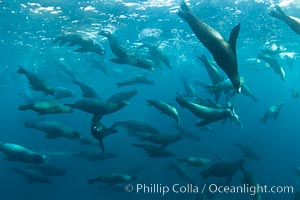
1, 0, 300, 199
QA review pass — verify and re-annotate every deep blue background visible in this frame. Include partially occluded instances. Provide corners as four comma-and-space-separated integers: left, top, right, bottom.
1, 0, 300, 199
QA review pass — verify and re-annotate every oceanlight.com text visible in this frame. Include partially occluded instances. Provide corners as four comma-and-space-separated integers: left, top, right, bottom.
124, 183, 294, 196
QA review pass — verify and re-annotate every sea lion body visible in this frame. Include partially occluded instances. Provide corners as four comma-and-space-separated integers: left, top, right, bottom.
0, 143, 46, 164
178, 3, 242, 92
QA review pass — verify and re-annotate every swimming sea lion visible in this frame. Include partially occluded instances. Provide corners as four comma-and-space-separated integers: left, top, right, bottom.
53, 34, 105, 55
90, 121, 118, 152
99, 30, 155, 71
260, 102, 284, 124
178, 2, 242, 92
147, 100, 180, 125
117, 74, 154, 88
257, 53, 286, 81
175, 93, 239, 126
0, 143, 47, 164
18, 101, 72, 115
201, 159, 245, 184
24, 121, 82, 140
133, 143, 174, 158
88, 173, 136, 185
66, 98, 129, 116
16, 65, 56, 96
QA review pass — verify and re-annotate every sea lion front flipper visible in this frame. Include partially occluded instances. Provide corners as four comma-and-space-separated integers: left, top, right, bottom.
228, 23, 241, 55
74, 47, 87, 53
100, 140, 105, 152
177, 2, 191, 20
46, 133, 59, 139
195, 119, 214, 127
110, 58, 126, 64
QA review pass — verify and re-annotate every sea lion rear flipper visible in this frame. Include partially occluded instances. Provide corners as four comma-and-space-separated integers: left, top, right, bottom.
228, 23, 241, 55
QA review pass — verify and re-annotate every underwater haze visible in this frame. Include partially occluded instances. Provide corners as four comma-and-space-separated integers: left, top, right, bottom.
1, 0, 300, 199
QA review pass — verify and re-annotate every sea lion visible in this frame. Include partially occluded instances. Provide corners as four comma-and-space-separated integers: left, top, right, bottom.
201, 159, 245, 184
147, 100, 180, 125
234, 143, 261, 162
24, 121, 82, 140
73, 151, 118, 162
175, 94, 239, 126
90, 121, 118, 152
140, 43, 172, 69
201, 79, 258, 103
260, 102, 284, 124
99, 30, 155, 71
16, 65, 56, 96
66, 98, 129, 117
178, 2, 242, 92
117, 74, 154, 88
106, 90, 138, 104
270, 5, 300, 35
177, 157, 211, 167
133, 143, 174, 158
88, 173, 136, 185
257, 53, 286, 81
13, 168, 52, 184
113, 120, 160, 135
53, 34, 105, 55
181, 77, 197, 98
18, 101, 72, 115
139, 133, 183, 149
0, 143, 47, 164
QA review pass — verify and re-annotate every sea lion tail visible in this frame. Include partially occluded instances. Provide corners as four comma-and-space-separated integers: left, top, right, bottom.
16, 65, 26, 74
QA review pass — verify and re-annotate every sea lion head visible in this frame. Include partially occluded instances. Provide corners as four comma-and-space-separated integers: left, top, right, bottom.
232, 77, 243, 93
